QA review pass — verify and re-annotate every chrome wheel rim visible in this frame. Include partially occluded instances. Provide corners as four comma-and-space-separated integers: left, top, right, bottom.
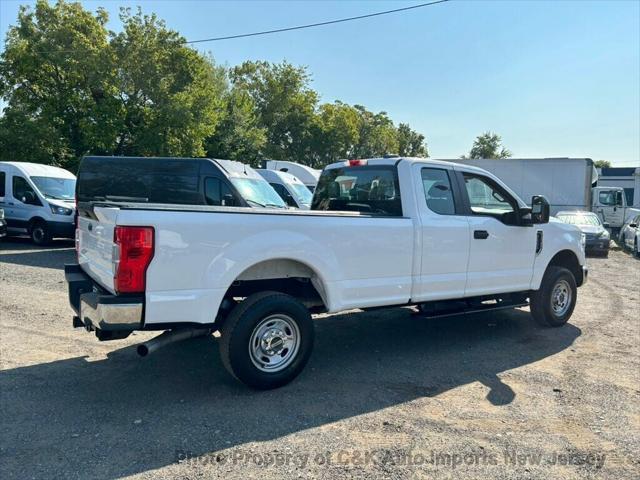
249, 314, 300, 372
551, 279, 572, 316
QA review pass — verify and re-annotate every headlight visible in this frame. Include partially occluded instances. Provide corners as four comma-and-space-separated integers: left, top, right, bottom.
599, 229, 610, 238
49, 204, 73, 215
0, 209, 4, 220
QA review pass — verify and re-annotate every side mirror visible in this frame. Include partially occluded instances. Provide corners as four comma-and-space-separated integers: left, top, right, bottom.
531, 195, 550, 224
630, 223, 638, 228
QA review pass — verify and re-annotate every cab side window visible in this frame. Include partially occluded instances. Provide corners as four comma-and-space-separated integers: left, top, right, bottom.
13, 176, 39, 205
598, 191, 616, 206
204, 177, 235, 206
421, 168, 456, 215
462, 173, 517, 219
0, 171, 5, 198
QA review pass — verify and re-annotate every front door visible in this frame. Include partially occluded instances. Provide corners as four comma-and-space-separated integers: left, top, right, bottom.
594, 189, 625, 228
10, 175, 41, 228
458, 171, 537, 297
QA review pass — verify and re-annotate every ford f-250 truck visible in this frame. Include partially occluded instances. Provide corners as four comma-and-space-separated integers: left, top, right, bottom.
66, 156, 587, 389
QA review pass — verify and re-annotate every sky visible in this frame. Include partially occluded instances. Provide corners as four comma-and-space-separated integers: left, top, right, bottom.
1, 0, 639, 166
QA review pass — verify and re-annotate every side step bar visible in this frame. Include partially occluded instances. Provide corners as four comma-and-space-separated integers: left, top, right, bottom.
415, 293, 529, 319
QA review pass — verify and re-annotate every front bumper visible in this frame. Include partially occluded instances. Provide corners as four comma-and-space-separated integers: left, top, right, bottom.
65, 264, 143, 333
585, 238, 610, 252
50, 220, 75, 239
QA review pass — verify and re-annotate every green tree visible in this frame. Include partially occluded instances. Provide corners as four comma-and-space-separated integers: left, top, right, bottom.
594, 160, 611, 168
0, 1, 226, 169
310, 101, 360, 167
0, 0, 115, 169
205, 86, 266, 166
463, 132, 511, 159
397, 123, 428, 157
231, 61, 318, 164
109, 8, 226, 157
351, 106, 399, 159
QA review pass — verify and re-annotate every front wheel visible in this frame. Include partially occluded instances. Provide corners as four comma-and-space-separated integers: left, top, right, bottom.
530, 266, 577, 327
30, 220, 52, 245
219, 291, 314, 389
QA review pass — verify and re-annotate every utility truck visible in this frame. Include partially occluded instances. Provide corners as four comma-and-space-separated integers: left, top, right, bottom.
66, 156, 587, 389
455, 158, 640, 234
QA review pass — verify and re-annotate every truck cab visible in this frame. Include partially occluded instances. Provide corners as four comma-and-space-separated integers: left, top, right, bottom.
592, 186, 634, 232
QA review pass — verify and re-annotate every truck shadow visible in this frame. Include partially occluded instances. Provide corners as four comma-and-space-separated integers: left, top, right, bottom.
0, 308, 580, 479
0, 238, 75, 270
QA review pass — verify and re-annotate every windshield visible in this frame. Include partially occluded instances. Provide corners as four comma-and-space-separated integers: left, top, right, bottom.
558, 213, 602, 226
230, 178, 286, 208
289, 182, 313, 205
31, 176, 76, 200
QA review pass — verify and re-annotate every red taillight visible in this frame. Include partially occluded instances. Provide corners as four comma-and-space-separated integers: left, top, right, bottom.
114, 226, 154, 294
348, 159, 367, 167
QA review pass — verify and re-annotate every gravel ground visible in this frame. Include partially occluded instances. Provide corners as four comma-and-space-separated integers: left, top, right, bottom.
1, 237, 639, 479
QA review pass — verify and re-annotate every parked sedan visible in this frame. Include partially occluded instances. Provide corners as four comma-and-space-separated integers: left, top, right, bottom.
620, 214, 640, 257
556, 211, 610, 256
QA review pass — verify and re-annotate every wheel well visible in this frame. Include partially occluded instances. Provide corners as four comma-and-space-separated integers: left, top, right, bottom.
547, 250, 583, 287
28, 217, 46, 231
222, 259, 328, 313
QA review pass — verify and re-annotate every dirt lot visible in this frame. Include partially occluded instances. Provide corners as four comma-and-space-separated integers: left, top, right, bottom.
0, 238, 638, 479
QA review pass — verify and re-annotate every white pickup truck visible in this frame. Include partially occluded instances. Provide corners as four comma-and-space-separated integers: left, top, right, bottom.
66, 156, 588, 389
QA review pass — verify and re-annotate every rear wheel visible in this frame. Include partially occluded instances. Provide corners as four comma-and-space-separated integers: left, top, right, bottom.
30, 220, 51, 245
219, 291, 314, 389
530, 266, 577, 327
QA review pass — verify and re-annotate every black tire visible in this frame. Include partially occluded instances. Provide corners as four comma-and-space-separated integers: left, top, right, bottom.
530, 266, 577, 327
219, 291, 314, 389
30, 220, 52, 245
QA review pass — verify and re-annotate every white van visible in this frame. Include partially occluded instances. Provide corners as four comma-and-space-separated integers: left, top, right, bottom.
256, 169, 313, 209
264, 160, 320, 192
0, 162, 76, 244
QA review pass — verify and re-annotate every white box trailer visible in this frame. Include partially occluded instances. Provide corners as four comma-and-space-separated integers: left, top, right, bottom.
453, 158, 596, 216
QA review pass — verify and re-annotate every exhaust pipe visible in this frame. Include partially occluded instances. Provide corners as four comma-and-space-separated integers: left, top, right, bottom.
137, 328, 211, 357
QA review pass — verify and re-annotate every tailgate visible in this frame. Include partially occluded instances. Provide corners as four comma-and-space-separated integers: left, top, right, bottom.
78, 207, 119, 293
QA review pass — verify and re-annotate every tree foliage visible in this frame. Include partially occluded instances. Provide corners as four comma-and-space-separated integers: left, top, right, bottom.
463, 132, 511, 159
0, 1, 428, 171
594, 160, 611, 168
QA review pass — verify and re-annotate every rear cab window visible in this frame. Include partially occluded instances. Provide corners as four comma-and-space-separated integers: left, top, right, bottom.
311, 165, 402, 216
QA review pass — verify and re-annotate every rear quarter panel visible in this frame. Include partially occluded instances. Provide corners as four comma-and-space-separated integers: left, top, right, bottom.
115, 209, 415, 325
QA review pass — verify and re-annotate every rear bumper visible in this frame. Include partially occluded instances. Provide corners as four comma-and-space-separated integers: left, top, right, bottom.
65, 264, 143, 332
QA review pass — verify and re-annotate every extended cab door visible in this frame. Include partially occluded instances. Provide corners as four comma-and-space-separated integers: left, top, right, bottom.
411, 164, 470, 301
456, 170, 537, 296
